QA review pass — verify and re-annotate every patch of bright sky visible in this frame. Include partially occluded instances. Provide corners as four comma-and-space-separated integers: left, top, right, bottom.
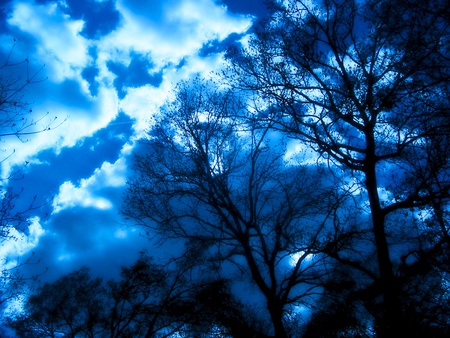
354, 185, 418, 215
114, 228, 128, 239
289, 250, 314, 266
284, 139, 322, 166
52, 154, 127, 214
0, 217, 45, 270
272, 0, 317, 24
57, 251, 75, 262
9, 1, 91, 82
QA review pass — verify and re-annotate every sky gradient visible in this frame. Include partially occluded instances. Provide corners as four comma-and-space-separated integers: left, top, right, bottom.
0, 0, 269, 283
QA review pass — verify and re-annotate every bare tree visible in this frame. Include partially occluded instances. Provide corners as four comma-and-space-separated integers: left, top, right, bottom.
106, 252, 196, 338
6, 267, 106, 338
227, 0, 450, 335
122, 79, 344, 337
0, 40, 60, 141
0, 39, 64, 233
6, 252, 265, 338
0, 40, 61, 309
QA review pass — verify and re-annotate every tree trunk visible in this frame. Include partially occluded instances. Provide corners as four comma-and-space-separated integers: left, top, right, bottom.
364, 161, 404, 337
267, 298, 288, 338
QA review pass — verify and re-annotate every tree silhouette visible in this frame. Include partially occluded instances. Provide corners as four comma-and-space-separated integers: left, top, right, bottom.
7, 267, 106, 338
227, 0, 449, 335
0, 40, 60, 141
6, 253, 272, 337
0, 40, 60, 309
122, 79, 351, 337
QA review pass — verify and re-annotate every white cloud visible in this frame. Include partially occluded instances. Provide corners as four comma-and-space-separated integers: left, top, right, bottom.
1, 0, 252, 178
52, 86, 120, 151
8, 1, 91, 82
118, 84, 162, 137
52, 154, 128, 214
0, 217, 45, 270
109, 0, 252, 68
93, 156, 128, 188
52, 180, 113, 213
0, 85, 120, 177
169, 0, 252, 41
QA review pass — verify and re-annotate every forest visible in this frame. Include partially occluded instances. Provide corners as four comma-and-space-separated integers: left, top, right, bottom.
1, 0, 449, 337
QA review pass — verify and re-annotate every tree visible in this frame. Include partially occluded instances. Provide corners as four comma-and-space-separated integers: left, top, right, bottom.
177, 277, 271, 337
6, 252, 266, 338
0, 40, 58, 141
227, 0, 450, 335
122, 79, 348, 337
0, 40, 60, 310
105, 252, 193, 338
7, 267, 106, 338
7, 257, 186, 338
106, 255, 166, 337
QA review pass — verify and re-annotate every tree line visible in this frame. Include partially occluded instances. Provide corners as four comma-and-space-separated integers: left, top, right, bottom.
6, 253, 270, 337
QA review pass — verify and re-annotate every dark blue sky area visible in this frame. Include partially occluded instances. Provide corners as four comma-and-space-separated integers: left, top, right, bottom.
221, 0, 272, 21
108, 53, 163, 98
34, 0, 122, 38
7, 112, 133, 217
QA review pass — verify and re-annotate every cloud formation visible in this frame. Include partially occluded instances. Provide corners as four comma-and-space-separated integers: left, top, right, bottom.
0, 0, 259, 282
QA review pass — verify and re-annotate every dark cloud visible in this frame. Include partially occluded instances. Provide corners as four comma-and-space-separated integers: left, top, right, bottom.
4, 78, 89, 123
21, 174, 177, 283
30, 0, 121, 38
220, 0, 271, 22
0, 35, 39, 69
34, 0, 60, 3
199, 32, 245, 56
81, 65, 99, 96
23, 206, 149, 282
52, 113, 129, 178
81, 46, 100, 96
54, 80, 93, 107
107, 53, 162, 99
175, 57, 187, 69
52, 0, 122, 39
0, 4, 11, 33
7, 113, 133, 217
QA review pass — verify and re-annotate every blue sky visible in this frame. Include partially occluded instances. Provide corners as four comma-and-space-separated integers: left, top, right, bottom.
0, 0, 270, 282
